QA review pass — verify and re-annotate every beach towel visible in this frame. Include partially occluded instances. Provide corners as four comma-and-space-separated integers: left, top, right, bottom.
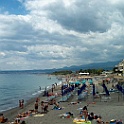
59, 112, 74, 118
77, 108, 83, 110
73, 118, 91, 124
52, 106, 64, 110
74, 121, 91, 124
34, 114, 44, 117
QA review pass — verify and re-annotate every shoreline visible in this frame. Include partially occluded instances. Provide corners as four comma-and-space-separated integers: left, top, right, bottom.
0, 74, 61, 113
3, 90, 44, 122
2, 80, 63, 122
2, 75, 124, 124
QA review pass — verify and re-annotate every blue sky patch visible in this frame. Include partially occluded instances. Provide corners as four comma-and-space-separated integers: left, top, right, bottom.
0, 0, 27, 15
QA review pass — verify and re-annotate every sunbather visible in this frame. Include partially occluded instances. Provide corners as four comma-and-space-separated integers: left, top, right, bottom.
41, 101, 48, 112
96, 116, 104, 124
88, 112, 95, 121
0, 113, 8, 123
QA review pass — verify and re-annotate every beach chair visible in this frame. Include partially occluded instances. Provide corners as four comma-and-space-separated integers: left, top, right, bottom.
101, 96, 111, 102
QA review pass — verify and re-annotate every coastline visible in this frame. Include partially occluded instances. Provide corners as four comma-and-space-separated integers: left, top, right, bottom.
2, 80, 63, 122
2, 75, 124, 124
3, 90, 44, 122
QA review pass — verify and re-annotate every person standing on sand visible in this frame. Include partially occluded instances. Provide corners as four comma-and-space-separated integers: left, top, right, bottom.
80, 106, 88, 121
19, 99, 24, 109
19, 100, 21, 108
34, 100, 39, 113
21, 99, 24, 108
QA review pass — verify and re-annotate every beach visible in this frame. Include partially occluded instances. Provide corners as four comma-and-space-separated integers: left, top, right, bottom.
2, 75, 124, 124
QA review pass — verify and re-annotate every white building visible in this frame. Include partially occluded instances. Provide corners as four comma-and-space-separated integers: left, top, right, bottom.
115, 59, 124, 76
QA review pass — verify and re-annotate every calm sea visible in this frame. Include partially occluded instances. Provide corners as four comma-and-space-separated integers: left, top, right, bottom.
0, 73, 61, 112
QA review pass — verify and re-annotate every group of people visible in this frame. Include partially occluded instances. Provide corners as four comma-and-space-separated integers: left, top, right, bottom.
34, 97, 49, 113
34, 97, 61, 113
7, 97, 51, 124
19, 99, 24, 109
80, 105, 104, 124
9, 110, 35, 124
34, 97, 60, 113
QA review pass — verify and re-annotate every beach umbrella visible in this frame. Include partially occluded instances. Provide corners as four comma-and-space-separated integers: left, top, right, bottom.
78, 84, 86, 96
61, 85, 64, 96
89, 79, 93, 85
70, 82, 75, 84
75, 81, 81, 84
82, 80, 86, 84
102, 83, 110, 96
92, 84, 95, 96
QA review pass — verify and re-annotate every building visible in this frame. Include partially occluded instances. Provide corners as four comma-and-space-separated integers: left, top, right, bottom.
115, 59, 124, 76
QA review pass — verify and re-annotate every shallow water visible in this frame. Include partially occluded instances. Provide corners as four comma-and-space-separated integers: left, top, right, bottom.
0, 73, 60, 112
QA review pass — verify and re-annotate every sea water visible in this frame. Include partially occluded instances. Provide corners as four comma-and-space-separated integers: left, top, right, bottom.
0, 73, 61, 112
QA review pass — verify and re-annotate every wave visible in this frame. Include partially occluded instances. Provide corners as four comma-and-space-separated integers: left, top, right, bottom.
0, 87, 25, 91
32, 89, 44, 96
0, 106, 17, 112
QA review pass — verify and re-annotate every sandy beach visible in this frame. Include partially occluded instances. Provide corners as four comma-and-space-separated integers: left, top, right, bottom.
2, 75, 124, 124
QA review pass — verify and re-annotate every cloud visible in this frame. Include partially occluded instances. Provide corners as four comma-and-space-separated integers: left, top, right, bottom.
0, 0, 124, 70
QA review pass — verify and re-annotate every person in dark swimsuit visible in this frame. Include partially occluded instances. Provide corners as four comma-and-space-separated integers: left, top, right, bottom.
35, 100, 39, 113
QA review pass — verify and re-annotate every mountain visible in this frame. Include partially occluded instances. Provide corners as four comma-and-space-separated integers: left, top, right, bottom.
58, 60, 120, 71
0, 60, 120, 74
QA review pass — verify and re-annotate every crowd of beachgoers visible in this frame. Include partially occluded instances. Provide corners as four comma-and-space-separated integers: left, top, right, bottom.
0, 74, 124, 124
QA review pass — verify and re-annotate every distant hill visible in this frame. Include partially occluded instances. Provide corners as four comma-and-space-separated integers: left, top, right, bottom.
60, 61, 120, 71
0, 60, 119, 74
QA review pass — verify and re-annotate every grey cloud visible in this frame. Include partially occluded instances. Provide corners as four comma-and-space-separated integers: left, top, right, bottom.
44, 0, 112, 33
0, 42, 27, 52
0, 0, 124, 70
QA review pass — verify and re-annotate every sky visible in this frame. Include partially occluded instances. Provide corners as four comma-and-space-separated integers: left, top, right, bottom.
0, 0, 124, 70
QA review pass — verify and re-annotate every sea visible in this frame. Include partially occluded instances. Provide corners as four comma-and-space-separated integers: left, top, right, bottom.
0, 73, 62, 112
